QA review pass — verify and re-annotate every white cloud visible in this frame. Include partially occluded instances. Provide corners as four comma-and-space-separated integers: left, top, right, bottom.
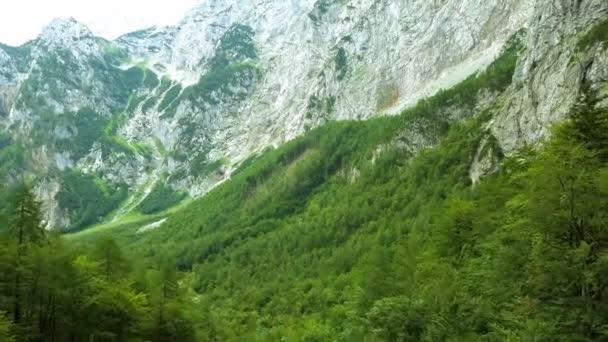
0, 0, 201, 46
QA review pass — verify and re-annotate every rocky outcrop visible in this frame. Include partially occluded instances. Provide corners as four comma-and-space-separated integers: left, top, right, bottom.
493, 0, 608, 152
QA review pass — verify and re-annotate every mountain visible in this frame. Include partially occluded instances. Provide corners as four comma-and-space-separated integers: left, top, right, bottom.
0, 0, 607, 340
0, 0, 607, 232
71, 6, 608, 338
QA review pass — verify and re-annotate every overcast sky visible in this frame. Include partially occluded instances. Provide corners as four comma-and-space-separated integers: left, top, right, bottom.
0, 0, 202, 46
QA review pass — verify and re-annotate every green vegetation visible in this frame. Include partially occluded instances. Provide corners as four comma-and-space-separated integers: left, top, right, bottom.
130, 24, 260, 120
156, 76, 173, 95
102, 134, 136, 155
577, 18, 608, 52
8, 33, 607, 340
170, 25, 259, 144
306, 95, 336, 121
158, 83, 183, 112
133, 142, 154, 156
0, 139, 26, 181
185, 62, 257, 105
126, 94, 146, 113
0, 186, 196, 341
119, 64, 160, 91
335, 47, 348, 81
1, 24, 183, 240
208, 24, 257, 69
50, 107, 148, 161
55, 170, 128, 231
68, 210, 172, 245
69, 37, 565, 340
141, 96, 159, 113
0, 44, 30, 82
142, 68, 160, 89
25, 50, 158, 160
27, 105, 142, 190
14, 49, 84, 110
0, 132, 11, 150
183, 24, 258, 106
103, 42, 129, 63
0, 43, 31, 66
126, 108, 487, 339
100, 130, 153, 158
38, 49, 81, 91
191, 157, 224, 179
56, 107, 107, 160
121, 68, 606, 340
123, 67, 146, 89
0, 312, 14, 342
429, 33, 523, 111
136, 182, 187, 214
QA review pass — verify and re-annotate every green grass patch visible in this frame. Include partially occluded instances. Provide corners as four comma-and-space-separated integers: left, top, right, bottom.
577, 18, 608, 52
158, 84, 183, 111
55, 169, 128, 232
136, 183, 188, 214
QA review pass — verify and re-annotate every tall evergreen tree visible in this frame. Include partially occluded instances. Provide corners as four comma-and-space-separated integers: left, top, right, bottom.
7, 185, 44, 325
93, 236, 129, 281
9, 184, 44, 246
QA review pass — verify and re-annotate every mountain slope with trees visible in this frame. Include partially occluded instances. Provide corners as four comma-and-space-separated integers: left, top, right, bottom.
0, 7, 607, 341
55, 34, 608, 340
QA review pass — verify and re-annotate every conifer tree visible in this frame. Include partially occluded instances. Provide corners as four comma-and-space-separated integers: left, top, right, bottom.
8, 185, 44, 325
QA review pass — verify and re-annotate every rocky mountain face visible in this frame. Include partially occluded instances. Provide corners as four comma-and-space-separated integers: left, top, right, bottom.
0, 0, 606, 230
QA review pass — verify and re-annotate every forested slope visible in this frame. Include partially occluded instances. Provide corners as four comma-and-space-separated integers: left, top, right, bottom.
0, 31, 607, 341
72, 36, 608, 340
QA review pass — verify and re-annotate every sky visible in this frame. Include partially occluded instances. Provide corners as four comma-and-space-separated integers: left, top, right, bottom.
0, 0, 202, 46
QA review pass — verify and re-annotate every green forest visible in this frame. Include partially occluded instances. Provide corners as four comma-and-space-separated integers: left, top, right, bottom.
0, 186, 197, 341
0, 36, 607, 341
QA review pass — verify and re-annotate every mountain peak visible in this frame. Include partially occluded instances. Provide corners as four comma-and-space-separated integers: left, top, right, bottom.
39, 17, 94, 45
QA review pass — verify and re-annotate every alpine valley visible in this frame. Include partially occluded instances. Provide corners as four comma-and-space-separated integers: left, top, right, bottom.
0, 0, 608, 340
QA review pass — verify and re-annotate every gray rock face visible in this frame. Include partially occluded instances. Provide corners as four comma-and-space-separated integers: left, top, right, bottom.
38, 18, 97, 50
0, 0, 606, 229
117, 0, 533, 158
493, 0, 608, 152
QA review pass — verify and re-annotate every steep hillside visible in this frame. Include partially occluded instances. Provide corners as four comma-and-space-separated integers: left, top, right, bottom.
0, 0, 547, 230
70, 29, 608, 339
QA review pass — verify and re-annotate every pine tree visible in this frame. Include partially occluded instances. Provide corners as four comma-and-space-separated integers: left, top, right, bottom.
93, 236, 129, 281
9, 184, 44, 246
7, 185, 44, 325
